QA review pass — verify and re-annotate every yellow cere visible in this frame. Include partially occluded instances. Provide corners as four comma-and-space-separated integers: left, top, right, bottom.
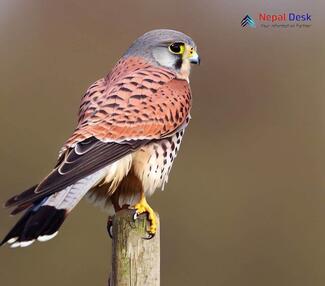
184, 44, 196, 59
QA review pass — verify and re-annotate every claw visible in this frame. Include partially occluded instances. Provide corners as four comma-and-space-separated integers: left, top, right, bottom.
133, 211, 138, 221
132, 194, 157, 238
107, 216, 114, 239
143, 232, 155, 240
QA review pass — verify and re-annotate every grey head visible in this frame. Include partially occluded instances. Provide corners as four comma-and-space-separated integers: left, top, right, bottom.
124, 29, 200, 76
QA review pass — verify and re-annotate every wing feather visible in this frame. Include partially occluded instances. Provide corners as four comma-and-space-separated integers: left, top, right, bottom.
6, 137, 148, 208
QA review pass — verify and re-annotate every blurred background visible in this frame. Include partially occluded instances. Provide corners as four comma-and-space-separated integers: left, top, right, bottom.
1, 0, 325, 285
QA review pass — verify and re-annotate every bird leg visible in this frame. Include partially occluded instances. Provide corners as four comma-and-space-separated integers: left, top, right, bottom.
133, 192, 157, 239
107, 193, 125, 239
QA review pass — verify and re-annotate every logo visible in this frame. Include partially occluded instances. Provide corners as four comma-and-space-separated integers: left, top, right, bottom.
241, 12, 312, 29
259, 12, 311, 22
241, 15, 256, 28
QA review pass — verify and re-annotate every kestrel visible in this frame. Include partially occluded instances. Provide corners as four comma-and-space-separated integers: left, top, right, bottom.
2, 29, 199, 247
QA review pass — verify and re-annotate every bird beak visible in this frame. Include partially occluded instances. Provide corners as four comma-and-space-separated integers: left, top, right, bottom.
189, 50, 200, 65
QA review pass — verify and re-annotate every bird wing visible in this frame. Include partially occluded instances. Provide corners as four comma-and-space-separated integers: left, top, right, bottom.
6, 57, 192, 209
6, 138, 148, 208
63, 56, 192, 151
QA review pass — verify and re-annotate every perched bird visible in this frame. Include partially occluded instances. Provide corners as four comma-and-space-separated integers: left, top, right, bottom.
2, 29, 199, 247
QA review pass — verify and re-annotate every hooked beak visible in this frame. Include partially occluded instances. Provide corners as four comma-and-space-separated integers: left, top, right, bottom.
189, 50, 200, 65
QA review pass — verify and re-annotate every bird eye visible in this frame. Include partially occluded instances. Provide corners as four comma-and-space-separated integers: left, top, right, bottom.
168, 42, 185, 54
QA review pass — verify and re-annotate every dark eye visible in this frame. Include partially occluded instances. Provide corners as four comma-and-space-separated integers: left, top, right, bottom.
168, 42, 185, 54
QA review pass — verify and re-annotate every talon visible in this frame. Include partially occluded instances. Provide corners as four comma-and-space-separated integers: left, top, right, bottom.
143, 232, 155, 240
107, 216, 114, 239
132, 194, 157, 237
133, 211, 138, 221
108, 224, 113, 239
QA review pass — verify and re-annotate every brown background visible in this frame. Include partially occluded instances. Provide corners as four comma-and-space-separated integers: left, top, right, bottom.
1, 1, 325, 285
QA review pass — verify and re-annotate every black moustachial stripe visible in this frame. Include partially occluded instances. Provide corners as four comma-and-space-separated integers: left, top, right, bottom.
174, 56, 183, 70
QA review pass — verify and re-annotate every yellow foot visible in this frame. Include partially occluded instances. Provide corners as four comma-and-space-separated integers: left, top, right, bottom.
133, 196, 157, 239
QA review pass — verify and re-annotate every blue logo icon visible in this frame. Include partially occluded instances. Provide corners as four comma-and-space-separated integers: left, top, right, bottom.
241, 15, 256, 28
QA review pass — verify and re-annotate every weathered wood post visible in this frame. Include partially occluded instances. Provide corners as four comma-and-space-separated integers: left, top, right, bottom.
109, 209, 160, 286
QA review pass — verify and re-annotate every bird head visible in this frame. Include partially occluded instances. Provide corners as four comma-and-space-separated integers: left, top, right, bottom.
124, 29, 200, 80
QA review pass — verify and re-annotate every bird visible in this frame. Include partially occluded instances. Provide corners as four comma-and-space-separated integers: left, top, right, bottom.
1, 29, 200, 247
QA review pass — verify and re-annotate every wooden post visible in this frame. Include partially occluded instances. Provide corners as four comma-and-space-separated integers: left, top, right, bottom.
109, 209, 160, 286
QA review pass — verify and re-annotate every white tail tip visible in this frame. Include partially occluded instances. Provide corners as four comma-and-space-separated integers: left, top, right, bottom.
7, 237, 18, 244
10, 242, 21, 248
37, 231, 58, 242
20, 240, 35, 247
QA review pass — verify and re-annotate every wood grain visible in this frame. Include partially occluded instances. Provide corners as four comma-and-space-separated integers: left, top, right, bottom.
109, 209, 160, 286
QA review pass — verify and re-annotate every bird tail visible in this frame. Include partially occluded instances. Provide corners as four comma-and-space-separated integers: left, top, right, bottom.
1, 202, 67, 247
2, 171, 105, 248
